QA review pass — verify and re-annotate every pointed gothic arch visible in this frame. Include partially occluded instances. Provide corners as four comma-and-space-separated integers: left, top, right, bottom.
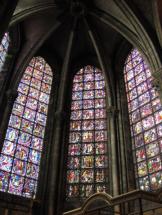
0, 56, 53, 198
65, 65, 109, 200
124, 48, 162, 191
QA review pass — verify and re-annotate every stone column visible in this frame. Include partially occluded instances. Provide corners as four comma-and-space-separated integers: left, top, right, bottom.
45, 110, 68, 215
45, 19, 76, 215
107, 106, 119, 196
0, 89, 18, 152
107, 106, 120, 214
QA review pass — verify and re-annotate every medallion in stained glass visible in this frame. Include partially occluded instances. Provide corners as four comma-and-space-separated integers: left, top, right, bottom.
69, 132, 81, 143
2, 141, 16, 156
70, 121, 81, 131
23, 108, 36, 122
15, 145, 29, 161
83, 100, 94, 109
67, 185, 79, 197
150, 172, 162, 190
96, 185, 106, 193
16, 94, 27, 106
23, 178, 37, 198
96, 169, 105, 182
95, 143, 106, 154
12, 103, 24, 116
9, 174, 24, 195
71, 101, 82, 110
12, 159, 26, 176
148, 157, 161, 173
81, 169, 94, 183
0, 155, 13, 172
68, 144, 81, 156
82, 120, 94, 130
82, 144, 93, 155
29, 149, 41, 164
0, 171, 9, 191
146, 142, 159, 158
83, 110, 94, 119
67, 170, 80, 183
138, 176, 150, 191
80, 185, 93, 197
26, 163, 39, 179
67, 157, 80, 169
135, 148, 146, 162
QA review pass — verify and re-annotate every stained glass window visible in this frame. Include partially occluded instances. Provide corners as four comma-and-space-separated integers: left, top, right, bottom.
66, 65, 108, 199
0, 32, 10, 71
0, 57, 53, 198
124, 49, 162, 191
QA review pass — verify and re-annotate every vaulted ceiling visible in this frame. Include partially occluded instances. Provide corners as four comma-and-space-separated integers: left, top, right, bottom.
10, 0, 162, 77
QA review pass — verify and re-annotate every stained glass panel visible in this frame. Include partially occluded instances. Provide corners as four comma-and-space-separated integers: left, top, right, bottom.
0, 56, 53, 198
124, 49, 162, 191
66, 66, 108, 199
0, 32, 10, 72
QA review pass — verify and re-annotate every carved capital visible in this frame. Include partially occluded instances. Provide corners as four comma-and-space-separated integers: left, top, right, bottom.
107, 106, 119, 117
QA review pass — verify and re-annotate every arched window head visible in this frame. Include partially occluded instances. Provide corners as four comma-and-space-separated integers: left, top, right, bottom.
66, 65, 108, 199
124, 49, 162, 191
0, 32, 10, 71
0, 56, 53, 198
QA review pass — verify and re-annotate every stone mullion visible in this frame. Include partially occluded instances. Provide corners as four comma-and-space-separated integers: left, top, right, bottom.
107, 106, 119, 197
46, 110, 68, 215
116, 82, 128, 194
0, 89, 18, 153
46, 18, 77, 215
116, 80, 131, 215
107, 106, 120, 214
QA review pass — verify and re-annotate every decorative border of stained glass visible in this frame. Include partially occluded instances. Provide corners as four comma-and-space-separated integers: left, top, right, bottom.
66, 65, 108, 199
0, 32, 10, 71
124, 49, 162, 191
0, 57, 53, 198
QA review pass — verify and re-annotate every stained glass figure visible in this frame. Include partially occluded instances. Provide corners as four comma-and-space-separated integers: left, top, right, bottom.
66, 66, 108, 199
0, 57, 53, 198
0, 32, 10, 71
124, 49, 162, 191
